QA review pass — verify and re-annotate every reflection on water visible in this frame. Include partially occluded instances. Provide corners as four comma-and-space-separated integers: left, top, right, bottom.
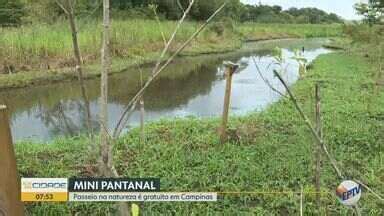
0, 38, 332, 141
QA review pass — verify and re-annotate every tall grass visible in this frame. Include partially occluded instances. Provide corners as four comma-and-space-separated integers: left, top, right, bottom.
0, 19, 214, 70
0, 20, 342, 72
15, 52, 384, 215
238, 23, 343, 39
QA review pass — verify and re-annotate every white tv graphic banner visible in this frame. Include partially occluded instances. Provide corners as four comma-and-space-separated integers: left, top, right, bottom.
21, 178, 68, 202
21, 178, 217, 202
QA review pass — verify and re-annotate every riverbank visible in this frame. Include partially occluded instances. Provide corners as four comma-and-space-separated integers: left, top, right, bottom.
15, 48, 383, 214
0, 21, 342, 89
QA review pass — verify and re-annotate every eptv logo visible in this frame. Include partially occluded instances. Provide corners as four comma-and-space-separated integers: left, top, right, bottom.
336, 180, 362, 206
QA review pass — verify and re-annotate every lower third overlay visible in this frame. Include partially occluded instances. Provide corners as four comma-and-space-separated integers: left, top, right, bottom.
21, 178, 217, 202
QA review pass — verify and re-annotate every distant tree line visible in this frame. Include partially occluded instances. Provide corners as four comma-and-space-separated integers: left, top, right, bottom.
0, 0, 344, 26
240, 4, 342, 23
109, 0, 343, 23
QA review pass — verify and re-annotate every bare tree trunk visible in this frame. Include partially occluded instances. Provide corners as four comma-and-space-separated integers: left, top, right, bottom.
99, 1, 132, 214
56, 0, 92, 135
100, 0, 111, 176
100, 3, 129, 215
67, 7, 92, 135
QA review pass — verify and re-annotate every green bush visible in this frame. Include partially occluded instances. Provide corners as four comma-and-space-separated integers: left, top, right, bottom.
111, 7, 157, 20
209, 18, 235, 36
343, 24, 383, 43
0, 0, 25, 26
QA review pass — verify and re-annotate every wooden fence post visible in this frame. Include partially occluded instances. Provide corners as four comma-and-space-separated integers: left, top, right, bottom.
0, 105, 24, 216
314, 83, 322, 209
220, 62, 238, 143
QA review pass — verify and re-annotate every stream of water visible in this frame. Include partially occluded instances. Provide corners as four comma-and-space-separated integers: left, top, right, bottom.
0, 38, 332, 142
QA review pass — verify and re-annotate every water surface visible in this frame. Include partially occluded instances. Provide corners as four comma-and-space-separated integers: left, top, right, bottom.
0, 38, 332, 141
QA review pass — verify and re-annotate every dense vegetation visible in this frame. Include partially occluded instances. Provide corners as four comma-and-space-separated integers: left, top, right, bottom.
0, 0, 24, 26
15, 32, 384, 214
0, 21, 342, 88
0, 0, 345, 88
2, 1, 382, 215
240, 5, 341, 23
355, 0, 384, 25
0, 0, 344, 26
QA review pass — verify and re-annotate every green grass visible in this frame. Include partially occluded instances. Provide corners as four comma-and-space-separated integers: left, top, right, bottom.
15, 48, 383, 214
238, 23, 343, 41
0, 21, 342, 89
15, 137, 117, 215
0, 21, 342, 67
0, 19, 238, 71
0, 19, 195, 61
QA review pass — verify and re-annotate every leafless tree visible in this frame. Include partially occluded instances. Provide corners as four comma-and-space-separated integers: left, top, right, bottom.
113, 1, 228, 139
100, 0, 115, 177
55, 0, 92, 135
96, 1, 227, 214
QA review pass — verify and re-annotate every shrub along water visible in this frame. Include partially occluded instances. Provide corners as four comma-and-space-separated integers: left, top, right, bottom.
0, 19, 244, 74
239, 23, 343, 41
0, 21, 342, 73
0, 21, 342, 89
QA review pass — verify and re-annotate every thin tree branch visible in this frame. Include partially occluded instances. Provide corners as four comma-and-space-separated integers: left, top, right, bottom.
177, 0, 186, 14
112, 2, 227, 138
272, 70, 367, 215
85, 0, 102, 17
67, 0, 74, 14
355, 180, 384, 201
78, 0, 103, 31
55, 0, 69, 15
251, 56, 288, 98
274, 69, 384, 205
152, 5, 167, 47
151, 0, 195, 77
273, 69, 344, 179
99, 121, 113, 141
112, 0, 196, 138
